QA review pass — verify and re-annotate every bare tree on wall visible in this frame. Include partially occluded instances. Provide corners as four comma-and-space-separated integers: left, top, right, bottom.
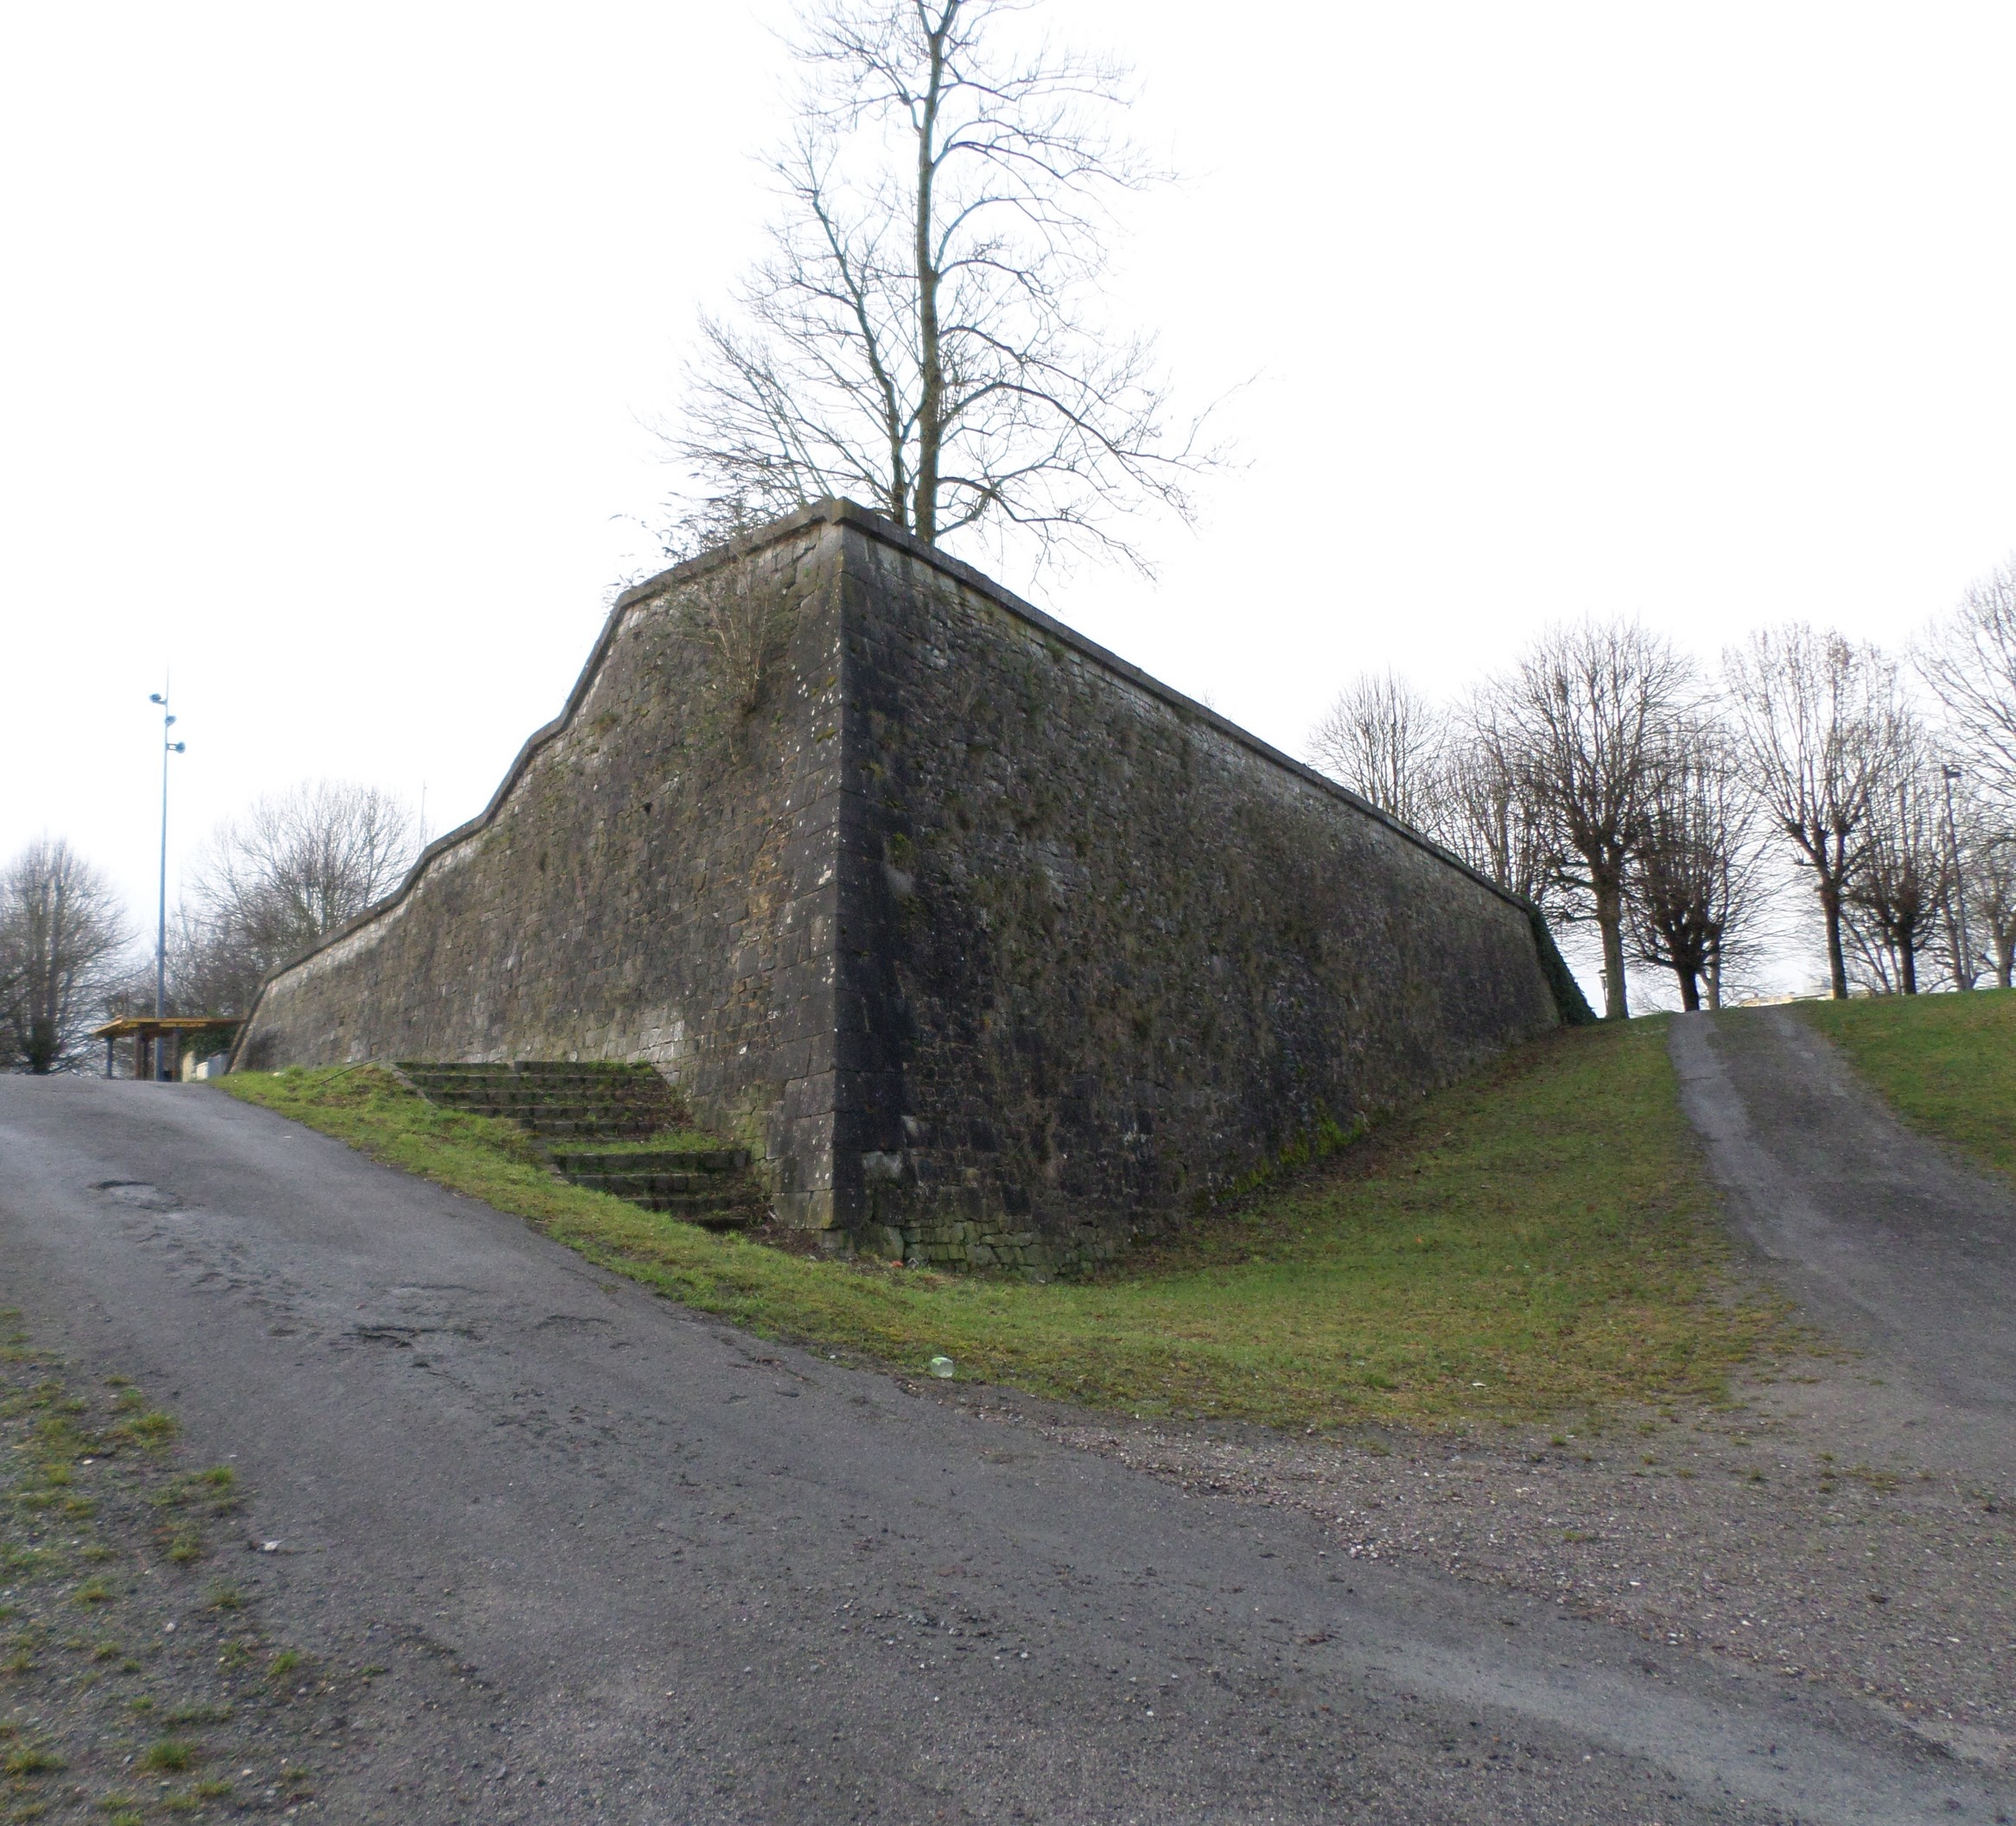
1725, 626, 1890, 1000
1307, 670, 1447, 830
1485, 621, 1693, 1020
1626, 725, 1766, 1012
181, 782, 416, 1017
0, 838, 131, 1073
671, 0, 1218, 571
677, 555, 800, 723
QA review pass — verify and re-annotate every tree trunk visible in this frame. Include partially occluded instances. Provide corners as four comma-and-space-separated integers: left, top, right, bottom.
1999, 934, 2014, 990
1707, 951, 1723, 1011
1899, 938, 1917, 996
1819, 882, 1849, 999
911, 24, 947, 544
1944, 902, 1972, 991
1676, 967, 1701, 1013
1595, 881, 1630, 1020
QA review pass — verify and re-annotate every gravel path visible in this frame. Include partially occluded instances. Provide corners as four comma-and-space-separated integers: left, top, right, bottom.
1033, 1379, 2013, 1778
1027, 1008, 2016, 1793
1672, 1006, 2016, 1471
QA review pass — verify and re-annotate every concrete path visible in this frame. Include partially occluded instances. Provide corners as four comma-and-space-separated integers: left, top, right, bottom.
1670, 1008, 2016, 1491
3, 1075, 2009, 1824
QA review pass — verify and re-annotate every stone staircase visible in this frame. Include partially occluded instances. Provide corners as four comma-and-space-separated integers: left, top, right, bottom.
539, 1143, 764, 1227
396, 1061, 765, 1229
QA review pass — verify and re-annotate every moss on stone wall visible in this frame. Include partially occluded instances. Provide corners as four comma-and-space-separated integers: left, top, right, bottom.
237, 502, 1575, 1273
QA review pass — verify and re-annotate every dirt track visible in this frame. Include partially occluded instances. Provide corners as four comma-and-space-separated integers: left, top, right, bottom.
1671, 1006, 2016, 1487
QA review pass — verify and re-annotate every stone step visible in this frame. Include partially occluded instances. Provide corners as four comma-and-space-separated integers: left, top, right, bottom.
410, 1072, 669, 1088
398, 1060, 667, 1080
547, 1148, 750, 1175
404, 1064, 673, 1096
562, 1169, 763, 1199
422, 1111, 662, 1141
619, 1197, 756, 1228
398, 1066, 674, 1095
419, 1098, 661, 1120
395, 1058, 764, 1227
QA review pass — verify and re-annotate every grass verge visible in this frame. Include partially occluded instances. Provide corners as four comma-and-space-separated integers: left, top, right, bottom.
0, 1313, 331, 1823
223, 1020, 1778, 1433
1795, 986, 2016, 1181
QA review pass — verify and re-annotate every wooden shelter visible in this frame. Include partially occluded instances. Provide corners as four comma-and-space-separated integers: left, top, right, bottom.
91, 1015, 243, 1082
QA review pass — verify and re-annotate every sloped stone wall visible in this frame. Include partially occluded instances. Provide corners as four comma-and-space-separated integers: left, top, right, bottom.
831, 525, 1567, 1270
237, 501, 1577, 1269
234, 519, 850, 1224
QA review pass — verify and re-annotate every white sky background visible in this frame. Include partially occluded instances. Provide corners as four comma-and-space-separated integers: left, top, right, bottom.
4, 2, 2014, 1008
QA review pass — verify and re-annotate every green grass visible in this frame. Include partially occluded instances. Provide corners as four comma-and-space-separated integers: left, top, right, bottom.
1, 1741, 63, 1776
223, 1023, 1776, 1433
1796, 987, 2016, 1180
549, 1130, 742, 1156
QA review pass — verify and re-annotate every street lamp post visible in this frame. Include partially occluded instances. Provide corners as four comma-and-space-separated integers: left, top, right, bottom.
1940, 762, 1972, 991
149, 690, 186, 1078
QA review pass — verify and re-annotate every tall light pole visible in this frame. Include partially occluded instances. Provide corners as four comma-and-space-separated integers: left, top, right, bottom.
1940, 761, 1972, 990
149, 689, 186, 1074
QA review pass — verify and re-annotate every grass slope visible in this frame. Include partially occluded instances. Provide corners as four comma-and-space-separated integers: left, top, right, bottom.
1796, 986, 2016, 1181
223, 1019, 1773, 1433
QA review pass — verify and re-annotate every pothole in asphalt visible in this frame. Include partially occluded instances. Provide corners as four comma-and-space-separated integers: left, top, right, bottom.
90, 1179, 181, 1211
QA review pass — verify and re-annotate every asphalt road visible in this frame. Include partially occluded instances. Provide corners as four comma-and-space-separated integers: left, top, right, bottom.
1, 1074, 2008, 1824
1671, 1007, 2016, 1491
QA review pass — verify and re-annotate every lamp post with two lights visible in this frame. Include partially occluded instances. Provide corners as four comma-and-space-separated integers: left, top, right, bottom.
149, 689, 186, 1073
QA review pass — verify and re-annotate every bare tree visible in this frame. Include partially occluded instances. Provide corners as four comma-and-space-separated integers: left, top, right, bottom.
671, 0, 1216, 571
1434, 694, 1556, 909
680, 553, 799, 723
1626, 724, 1766, 1011
1919, 554, 2016, 798
1841, 707, 1949, 996
1961, 811, 2016, 989
183, 782, 416, 1015
0, 839, 132, 1073
1931, 761, 1985, 991
1485, 621, 1693, 1020
1307, 671, 1446, 830
1725, 627, 1892, 1000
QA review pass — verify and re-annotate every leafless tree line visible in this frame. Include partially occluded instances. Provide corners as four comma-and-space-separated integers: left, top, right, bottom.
5, 783, 416, 1072
0, 839, 131, 1072
156, 781, 417, 1021
1310, 557, 2016, 1015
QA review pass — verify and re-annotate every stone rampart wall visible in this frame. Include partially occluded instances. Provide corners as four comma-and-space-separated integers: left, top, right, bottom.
234, 521, 850, 1222
830, 525, 1567, 1270
236, 502, 1580, 1269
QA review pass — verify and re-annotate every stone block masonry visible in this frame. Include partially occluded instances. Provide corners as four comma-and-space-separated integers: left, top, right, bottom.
235, 500, 1587, 1270
236, 516, 852, 1225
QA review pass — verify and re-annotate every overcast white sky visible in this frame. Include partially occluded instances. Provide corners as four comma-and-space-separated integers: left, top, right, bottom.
5, 2, 2014, 1004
